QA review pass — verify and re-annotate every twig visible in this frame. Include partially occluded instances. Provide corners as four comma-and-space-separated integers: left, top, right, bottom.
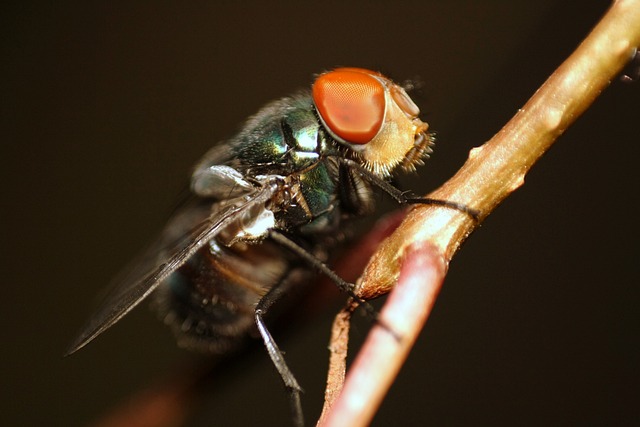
319, 1, 640, 426
320, 243, 446, 426
316, 300, 358, 425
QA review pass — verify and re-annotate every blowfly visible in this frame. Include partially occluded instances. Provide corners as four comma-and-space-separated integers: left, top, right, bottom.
68, 67, 451, 426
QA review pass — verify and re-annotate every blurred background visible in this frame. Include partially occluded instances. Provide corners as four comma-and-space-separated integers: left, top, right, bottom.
2, 1, 638, 425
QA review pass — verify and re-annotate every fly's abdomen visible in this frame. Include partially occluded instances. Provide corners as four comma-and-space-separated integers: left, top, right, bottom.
153, 237, 294, 353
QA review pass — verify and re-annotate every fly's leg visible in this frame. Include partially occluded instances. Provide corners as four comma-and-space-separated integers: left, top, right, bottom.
404, 196, 480, 221
338, 158, 481, 221
268, 230, 385, 335
268, 230, 370, 309
255, 272, 305, 427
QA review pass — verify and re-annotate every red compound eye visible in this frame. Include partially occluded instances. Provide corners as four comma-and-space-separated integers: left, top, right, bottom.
312, 68, 386, 144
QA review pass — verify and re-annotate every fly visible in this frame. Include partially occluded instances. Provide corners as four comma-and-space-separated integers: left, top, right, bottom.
68, 67, 467, 426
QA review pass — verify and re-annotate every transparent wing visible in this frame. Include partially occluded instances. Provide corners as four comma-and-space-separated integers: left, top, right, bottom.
66, 178, 280, 355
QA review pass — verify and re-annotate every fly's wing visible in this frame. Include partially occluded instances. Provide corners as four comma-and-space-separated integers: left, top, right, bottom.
66, 177, 281, 355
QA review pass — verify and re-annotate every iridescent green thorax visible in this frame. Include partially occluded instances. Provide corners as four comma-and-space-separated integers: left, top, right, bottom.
228, 94, 340, 176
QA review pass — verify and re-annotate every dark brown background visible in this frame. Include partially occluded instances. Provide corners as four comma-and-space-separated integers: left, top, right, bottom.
2, 1, 638, 426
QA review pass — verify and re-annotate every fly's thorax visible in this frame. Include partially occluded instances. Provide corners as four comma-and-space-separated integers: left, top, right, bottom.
267, 161, 341, 236
189, 94, 327, 193
229, 94, 328, 177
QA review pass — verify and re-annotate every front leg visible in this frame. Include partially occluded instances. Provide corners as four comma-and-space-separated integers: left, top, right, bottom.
337, 157, 480, 221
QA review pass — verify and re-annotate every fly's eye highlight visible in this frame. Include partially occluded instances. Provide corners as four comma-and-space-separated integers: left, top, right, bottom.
312, 68, 386, 145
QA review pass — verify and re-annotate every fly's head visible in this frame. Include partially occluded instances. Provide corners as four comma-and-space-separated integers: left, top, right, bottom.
312, 67, 432, 177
